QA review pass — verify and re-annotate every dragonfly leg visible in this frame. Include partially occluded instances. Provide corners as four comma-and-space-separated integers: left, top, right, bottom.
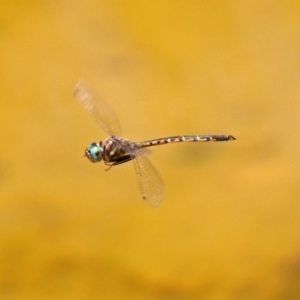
104, 155, 135, 171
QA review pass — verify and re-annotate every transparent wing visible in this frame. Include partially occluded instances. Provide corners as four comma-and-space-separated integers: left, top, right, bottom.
133, 151, 164, 207
74, 80, 121, 136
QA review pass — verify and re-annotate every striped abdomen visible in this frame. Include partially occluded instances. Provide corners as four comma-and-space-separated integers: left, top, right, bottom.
136, 135, 236, 148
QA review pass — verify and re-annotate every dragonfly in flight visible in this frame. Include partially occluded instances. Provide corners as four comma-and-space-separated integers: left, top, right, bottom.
74, 81, 236, 206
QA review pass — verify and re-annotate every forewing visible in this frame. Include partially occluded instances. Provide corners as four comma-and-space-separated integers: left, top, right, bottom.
74, 80, 121, 136
133, 151, 164, 207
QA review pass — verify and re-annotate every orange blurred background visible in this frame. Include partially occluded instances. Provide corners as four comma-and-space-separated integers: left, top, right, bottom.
1, 1, 300, 299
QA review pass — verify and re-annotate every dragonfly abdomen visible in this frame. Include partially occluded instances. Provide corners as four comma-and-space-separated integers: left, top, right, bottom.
137, 135, 236, 148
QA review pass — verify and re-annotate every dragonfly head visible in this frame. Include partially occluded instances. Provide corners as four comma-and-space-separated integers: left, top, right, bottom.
84, 142, 103, 163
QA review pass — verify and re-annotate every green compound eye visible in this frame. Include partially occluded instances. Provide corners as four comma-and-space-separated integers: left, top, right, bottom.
85, 143, 103, 163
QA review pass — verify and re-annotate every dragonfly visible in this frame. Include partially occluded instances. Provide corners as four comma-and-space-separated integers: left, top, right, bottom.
74, 80, 236, 207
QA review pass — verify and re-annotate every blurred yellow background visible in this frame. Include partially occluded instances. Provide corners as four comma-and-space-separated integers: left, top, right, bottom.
1, 1, 300, 299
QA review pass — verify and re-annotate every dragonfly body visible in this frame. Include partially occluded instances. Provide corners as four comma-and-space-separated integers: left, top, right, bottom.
74, 81, 236, 206
86, 134, 235, 167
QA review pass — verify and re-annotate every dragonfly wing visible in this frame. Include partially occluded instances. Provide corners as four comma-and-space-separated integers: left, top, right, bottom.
133, 151, 164, 207
74, 80, 121, 136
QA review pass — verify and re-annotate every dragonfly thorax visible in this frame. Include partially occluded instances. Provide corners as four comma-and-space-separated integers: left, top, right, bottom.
85, 142, 103, 163
101, 136, 136, 165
